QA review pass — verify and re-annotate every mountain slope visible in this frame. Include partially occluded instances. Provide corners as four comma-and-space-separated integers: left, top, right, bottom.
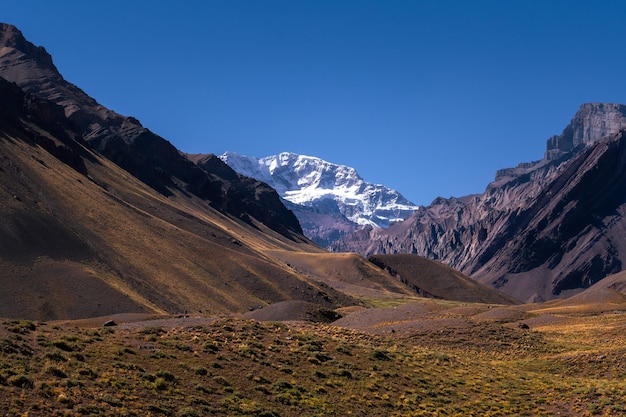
0, 75, 361, 319
218, 151, 420, 246
332, 104, 626, 302
0, 23, 301, 239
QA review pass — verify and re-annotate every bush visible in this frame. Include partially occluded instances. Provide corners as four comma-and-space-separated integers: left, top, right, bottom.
203, 342, 219, 353
194, 367, 208, 376
212, 375, 231, 386
7, 320, 36, 334
155, 370, 176, 382
52, 340, 75, 352
44, 352, 67, 362
139, 327, 166, 336
370, 350, 392, 361
8, 374, 34, 389
46, 365, 68, 379
337, 345, 353, 356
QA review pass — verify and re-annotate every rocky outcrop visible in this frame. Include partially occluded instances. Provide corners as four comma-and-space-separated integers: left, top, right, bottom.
0, 23, 301, 238
332, 105, 626, 302
545, 103, 626, 160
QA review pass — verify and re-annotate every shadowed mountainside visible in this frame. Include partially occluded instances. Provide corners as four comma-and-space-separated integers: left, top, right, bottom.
0, 74, 355, 319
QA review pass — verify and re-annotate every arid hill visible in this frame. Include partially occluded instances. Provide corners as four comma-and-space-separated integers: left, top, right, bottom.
368, 254, 519, 305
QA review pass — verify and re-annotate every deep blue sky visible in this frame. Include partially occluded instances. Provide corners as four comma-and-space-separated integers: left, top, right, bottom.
4, 1, 626, 205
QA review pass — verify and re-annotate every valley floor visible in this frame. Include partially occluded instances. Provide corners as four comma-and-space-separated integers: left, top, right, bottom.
2, 297, 626, 416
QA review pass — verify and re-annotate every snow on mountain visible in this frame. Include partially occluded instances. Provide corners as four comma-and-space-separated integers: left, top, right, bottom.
219, 151, 420, 228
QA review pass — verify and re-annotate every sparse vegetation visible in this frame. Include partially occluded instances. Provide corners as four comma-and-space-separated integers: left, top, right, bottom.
0, 305, 626, 416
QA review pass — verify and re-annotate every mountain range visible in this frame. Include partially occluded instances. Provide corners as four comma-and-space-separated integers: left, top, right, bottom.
2, 20, 626, 318
218, 151, 420, 246
0, 23, 515, 320
331, 103, 626, 302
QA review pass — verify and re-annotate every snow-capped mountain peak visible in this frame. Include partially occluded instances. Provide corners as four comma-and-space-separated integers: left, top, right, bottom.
219, 151, 420, 229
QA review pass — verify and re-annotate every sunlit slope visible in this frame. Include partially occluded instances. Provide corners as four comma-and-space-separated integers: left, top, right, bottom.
263, 250, 419, 300
0, 113, 356, 320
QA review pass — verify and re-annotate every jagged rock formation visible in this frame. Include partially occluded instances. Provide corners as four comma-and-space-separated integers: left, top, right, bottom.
0, 23, 301, 238
545, 103, 626, 160
332, 104, 626, 302
218, 151, 420, 246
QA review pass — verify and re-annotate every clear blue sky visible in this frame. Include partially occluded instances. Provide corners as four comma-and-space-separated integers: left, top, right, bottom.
4, 1, 626, 205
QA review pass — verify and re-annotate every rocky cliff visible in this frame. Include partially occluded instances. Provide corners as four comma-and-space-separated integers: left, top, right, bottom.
332, 104, 626, 302
545, 103, 626, 160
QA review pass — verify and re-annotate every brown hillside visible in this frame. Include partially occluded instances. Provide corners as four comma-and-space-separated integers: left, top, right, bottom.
368, 254, 519, 304
264, 250, 420, 300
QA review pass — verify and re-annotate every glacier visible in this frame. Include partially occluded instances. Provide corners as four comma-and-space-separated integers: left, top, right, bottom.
219, 151, 420, 229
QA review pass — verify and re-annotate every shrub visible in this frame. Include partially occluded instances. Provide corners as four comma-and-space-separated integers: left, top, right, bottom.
37, 334, 52, 347
154, 377, 168, 391
335, 369, 353, 378
155, 370, 176, 382
7, 320, 36, 334
44, 352, 67, 362
78, 368, 98, 378
139, 327, 166, 336
8, 374, 34, 389
52, 340, 75, 352
38, 382, 54, 398
337, 345, 353, 356
194, 367, 208, 376
212, 375, 231, 386
273, 380, 293, 392
315, 352, 333, 362
203, 342, 219, 353
46, 365, 68, 379
195, 384, 217, 394
370, 350, 392, 361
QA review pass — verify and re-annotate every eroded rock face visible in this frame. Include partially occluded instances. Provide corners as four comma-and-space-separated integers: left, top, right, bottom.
545, 103, 626, 160
332, 105, 626, 302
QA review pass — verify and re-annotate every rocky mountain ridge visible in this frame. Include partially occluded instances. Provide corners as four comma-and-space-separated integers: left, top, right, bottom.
219, 151, 420, 246
332, 103, 626, 302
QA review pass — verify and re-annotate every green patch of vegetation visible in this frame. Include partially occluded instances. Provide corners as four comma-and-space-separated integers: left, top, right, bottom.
362, 297, 421, 308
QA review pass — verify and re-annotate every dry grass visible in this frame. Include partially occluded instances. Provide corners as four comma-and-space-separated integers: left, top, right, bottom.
3, 296, 626, 416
